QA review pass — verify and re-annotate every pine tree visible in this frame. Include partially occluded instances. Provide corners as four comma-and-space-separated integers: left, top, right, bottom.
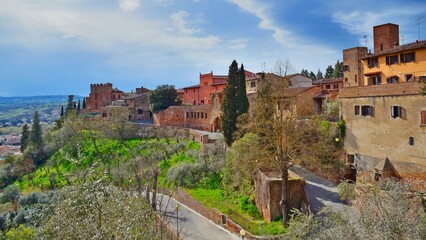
309, 71, 317, 80
333, 60, 343, 78
20, 124, 30, 152
317, 69, 324, 79
324, 65, 334, 79
30, 111, 44, 163
222, 60, 239, 146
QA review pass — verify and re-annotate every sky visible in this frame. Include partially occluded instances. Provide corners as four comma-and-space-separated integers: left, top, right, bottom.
1, 0, 426, 97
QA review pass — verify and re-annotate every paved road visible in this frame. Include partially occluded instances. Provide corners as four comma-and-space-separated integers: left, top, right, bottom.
290, 166, 346, 214
155, 193, 240, 240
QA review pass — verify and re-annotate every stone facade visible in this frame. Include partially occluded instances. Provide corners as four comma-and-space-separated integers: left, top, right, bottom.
255, 170, 307, 223
339, 23, 426, 183
339, 82, 426, 178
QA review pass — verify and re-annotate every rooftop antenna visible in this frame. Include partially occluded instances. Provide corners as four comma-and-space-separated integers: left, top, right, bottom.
363, 35, 368, 47
416, 16, 423, 40
401, 34, 404, 45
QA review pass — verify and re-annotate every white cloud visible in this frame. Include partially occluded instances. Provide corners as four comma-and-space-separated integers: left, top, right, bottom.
119, 0, 141, 12
170, 11, 200, 35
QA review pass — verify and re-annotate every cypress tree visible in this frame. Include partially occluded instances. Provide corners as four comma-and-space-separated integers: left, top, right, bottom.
236, 64, 249, 115
20, 124, 30, 152
30, 111, 44, 163
66, 95, 75, 115
60, 106, 64, 118
221, 60, 239, 146
77, 99, 81, 112
82, 97, 87, 109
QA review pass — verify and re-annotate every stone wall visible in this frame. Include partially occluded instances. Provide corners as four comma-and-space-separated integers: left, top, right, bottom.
255, 170, 307, 223
339, 88, 426, 178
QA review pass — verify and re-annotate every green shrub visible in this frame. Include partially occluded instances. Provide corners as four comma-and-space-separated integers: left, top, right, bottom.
337, 181, 356, 202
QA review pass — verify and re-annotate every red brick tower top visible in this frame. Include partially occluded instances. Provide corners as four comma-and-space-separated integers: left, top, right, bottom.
373, 23, 399, 53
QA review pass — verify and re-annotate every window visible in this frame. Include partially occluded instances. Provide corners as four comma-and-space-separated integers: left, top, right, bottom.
421, 111, 426, 125
354, 105, 360, 116
387, 76, 399, 84
102, 113, 107, 118
355, 74, 358, 83
368, 57, 378, 68
385, 55, 398, 65
368, 76, 381, 85
333, 83, 339, 89
186, 112, 189, 118
343, 65, 350, 71
400, 52, 415, 63
361, 106, 374, 117
391, 106, 405, 119
250, 81, 256, 88
205, 113, 208, 118
409, 137, 414, 146
405, 74, 413, 82
191, 112, 193, 118
138, 109, 143, 115
325, 84, 331, 89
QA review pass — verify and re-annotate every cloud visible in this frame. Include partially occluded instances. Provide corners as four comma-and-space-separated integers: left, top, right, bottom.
330, 2, 426, 43
170, 11, 200, 35
227, 0, 292, 47
119, 0, 141, 12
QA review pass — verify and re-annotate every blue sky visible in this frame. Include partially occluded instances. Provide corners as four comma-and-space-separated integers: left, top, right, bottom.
1, 0, 426, 97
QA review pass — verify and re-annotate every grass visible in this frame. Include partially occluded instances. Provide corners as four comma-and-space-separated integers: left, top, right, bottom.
187, 188, 286, 236
15, 137, 200, 192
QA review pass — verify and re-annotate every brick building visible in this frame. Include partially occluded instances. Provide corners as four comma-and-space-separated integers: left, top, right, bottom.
339, 23, 426, 183
86, 83, 124, 111
313, 77, 343, 113
86, 83, 153, 123
182, 70, 256, 105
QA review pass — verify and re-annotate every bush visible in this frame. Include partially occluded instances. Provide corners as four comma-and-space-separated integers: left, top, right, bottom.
19, 192, 41, 206
337, 181, 356, 202
238, 196, 261, 218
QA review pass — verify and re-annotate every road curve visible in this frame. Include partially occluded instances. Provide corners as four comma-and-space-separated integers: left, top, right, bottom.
155, 193, 240, 240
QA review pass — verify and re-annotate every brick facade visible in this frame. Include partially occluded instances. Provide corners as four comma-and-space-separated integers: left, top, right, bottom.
86, 83, 153, 123
373, 23, 399, 53
255, 170, 307, 223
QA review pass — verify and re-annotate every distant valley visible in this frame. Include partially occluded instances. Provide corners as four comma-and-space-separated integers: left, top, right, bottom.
0, 95, 83, 127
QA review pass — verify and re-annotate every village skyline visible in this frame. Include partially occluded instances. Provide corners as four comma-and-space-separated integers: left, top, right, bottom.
1, 0, 426, 97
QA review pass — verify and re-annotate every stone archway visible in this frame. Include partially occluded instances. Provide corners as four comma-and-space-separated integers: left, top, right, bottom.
213, 117, 221, 132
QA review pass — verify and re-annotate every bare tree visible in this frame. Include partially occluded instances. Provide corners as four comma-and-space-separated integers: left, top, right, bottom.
253, 73, 313, 226
274, 58, 296, 77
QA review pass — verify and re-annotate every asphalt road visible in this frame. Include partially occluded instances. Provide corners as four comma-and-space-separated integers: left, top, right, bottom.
155, 193, 240, 240
290, 166, 346, 214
